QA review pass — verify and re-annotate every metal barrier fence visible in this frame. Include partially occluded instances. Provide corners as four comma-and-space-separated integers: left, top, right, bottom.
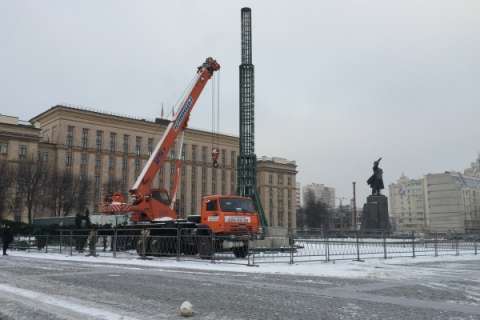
249, 229, 480, 264
6, 228, 480, 266
8, 227, 250, 265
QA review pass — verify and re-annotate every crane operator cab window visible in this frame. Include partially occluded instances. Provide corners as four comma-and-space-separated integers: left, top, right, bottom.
206, 199, 218, 211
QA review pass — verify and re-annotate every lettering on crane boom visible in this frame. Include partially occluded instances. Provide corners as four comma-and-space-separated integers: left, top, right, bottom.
174, 96, 193, 129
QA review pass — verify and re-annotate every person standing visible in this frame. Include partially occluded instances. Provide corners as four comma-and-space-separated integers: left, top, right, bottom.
1, 224, 14, 256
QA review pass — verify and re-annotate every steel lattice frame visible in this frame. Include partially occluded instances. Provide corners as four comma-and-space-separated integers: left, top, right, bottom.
238, 7, 256, 198
238, 8, 268, 229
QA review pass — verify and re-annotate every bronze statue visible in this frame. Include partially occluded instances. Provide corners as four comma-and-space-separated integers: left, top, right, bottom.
367, 157, 384, 195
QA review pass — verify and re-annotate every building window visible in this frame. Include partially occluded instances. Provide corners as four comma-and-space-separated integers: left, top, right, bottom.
40, 151, 48, 162
191, 145, 197, 162
80, 153, 88, 177
221, 170, 226, 195
65, 151, 73, 167
201, 146, 208, 163
18, 145, 28, 160
109, 156, 115, 170
123, 135, 129, 154
191, 166, 197, 213
201, 167, 207, 195
122, 157, 128, 170
0, 142, 7, 154
159, 165, 165, 188
96, 130, 103, 152
221, 149, 226, 166
278, 174, 283, 185
148, 138, 154, 156
110, 132, 117, 153
66, 126, 74, 147
287, 176, 292, 186
135, 158, 141, 172
81, 153, 88, 166
95, 155, 101, 169
230, 151, 236, 168
230, 170, 235, 194
269, 174, 273, 185
181, 143, 186, 161
81, 128, 89, 149
95, 175, 101, 198
212, 168, 217, 194
135, 137, 142, 156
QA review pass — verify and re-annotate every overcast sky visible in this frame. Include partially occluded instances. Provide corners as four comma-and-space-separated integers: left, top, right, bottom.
1, 1, 479, 204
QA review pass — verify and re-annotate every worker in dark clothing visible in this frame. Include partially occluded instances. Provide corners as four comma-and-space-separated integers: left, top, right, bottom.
1, 224, 14, 256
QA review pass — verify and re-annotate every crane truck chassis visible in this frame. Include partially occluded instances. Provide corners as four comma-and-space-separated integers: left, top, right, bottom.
101, 58, 261, 259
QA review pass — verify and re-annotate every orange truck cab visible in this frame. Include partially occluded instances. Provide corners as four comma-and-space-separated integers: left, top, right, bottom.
200, 195, 260, 239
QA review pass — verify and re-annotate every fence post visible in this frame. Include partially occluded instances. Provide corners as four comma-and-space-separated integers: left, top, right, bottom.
113, 227, 117, 258
210, 232, 216, 264
475, 238, 478, 256
59, 230, 63, 254
45, 235, 48, 253
455, 233, 459, 256
88, 229, 97, 257
356, 231, 361, 262
434, 232, 438, 257
141, 229, 147, 259
412, 231, 416, 258
383, 231, 387, 259
248, 237, 255, 266
289, 230, 294, 265
176, 228, 181, 262
324, 230, 330, 262
70, 231, 73, 256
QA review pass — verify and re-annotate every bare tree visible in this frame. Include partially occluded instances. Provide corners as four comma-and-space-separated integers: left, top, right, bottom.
16, 157, 51, 224
46, 168, 93, 216
102, 177, 123, 204
0, 159, 15, 220
303, 189, 330, 230
76, 175, 92, 214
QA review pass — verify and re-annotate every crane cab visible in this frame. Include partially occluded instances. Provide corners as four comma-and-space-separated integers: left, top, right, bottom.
200, 195, 260, 238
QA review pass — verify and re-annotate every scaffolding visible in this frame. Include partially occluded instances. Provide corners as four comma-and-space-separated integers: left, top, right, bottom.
237, 8, 268, 230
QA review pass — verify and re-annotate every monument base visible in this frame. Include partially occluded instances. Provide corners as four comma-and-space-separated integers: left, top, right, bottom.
361, 195, 391, 231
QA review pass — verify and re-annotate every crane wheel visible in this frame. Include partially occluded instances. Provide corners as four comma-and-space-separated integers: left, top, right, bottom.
232, 242, 249, 258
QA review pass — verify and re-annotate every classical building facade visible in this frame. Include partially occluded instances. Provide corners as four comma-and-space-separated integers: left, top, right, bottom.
257, 156, 297, 229
16, 105, 299, 229
302, 183, 336, 209
389, 171, 480, 233
0, 115, 55, 222
30, 105, 239, 218
464, 154, 480, 177
388, 174, 427, 232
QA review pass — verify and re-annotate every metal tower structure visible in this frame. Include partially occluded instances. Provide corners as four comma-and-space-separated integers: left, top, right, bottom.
238, 7, 268, 229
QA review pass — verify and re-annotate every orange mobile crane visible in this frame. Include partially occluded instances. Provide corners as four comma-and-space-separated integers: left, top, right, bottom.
101, 58, 260, 258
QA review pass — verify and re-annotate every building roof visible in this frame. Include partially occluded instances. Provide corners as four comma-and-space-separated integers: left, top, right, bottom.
30, 104, 238, 140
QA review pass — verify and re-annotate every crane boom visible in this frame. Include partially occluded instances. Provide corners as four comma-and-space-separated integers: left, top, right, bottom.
132, 58, 220, 198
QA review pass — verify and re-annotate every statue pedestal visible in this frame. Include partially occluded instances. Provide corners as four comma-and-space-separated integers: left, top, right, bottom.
361, 195, 391, 231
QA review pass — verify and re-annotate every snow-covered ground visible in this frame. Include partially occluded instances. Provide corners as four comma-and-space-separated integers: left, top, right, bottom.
9, 250, 480, 280
3, 251, 480, 319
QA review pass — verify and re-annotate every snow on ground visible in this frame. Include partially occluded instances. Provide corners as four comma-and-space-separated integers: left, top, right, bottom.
9, 250, 480, 280
0, 283, 140, 320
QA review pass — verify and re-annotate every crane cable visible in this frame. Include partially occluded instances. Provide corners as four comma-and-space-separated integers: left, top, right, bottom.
211, 71, 221, 168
